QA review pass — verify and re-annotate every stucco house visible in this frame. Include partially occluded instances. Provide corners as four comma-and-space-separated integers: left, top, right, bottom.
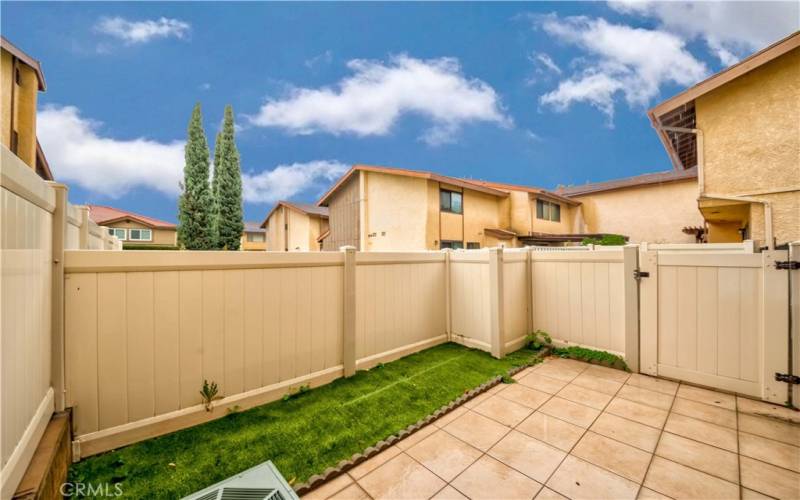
87, 205, 177, 248
1, 36, 53, 181
240, 222, 266, 251
261, 201, 329, 251
647, 31, 799, 247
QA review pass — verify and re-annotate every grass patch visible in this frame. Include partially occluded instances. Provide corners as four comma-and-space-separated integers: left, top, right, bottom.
552, 346, 629, 371
69, 343, 537, 499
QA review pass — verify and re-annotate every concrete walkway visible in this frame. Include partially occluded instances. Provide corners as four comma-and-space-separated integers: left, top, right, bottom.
304, 357, 800, 500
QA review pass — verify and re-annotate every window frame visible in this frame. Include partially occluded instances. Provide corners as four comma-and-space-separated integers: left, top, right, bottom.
440, 240, 464, 250
107, 228, 127, 240
127, 228, 152, 242
440, 189, 463, 215
466, 242, 480, 249
535, 199, 561, 222
246, 232, 266, 243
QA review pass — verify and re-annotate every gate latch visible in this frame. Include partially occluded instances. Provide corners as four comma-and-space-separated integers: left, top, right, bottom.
775, 372, 800, 385
633, 269, 650, 280
775, 260, 800, 270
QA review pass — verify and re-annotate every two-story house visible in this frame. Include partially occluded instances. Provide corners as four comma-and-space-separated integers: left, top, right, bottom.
261, 201, 329, 251
87, 205, 177, 248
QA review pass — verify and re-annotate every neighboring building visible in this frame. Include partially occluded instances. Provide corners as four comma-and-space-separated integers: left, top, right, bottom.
316, 165, 601, 251
1, 36, 53, 180
87, 205, 177, 248
558, 168, 703, 244
241, 222, 267, 251
261, 201, 329, 251
648, 31, 799, 246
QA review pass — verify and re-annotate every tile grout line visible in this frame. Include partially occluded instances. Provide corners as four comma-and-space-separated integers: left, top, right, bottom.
736, 396, 742, 500
635, 380, 681, 499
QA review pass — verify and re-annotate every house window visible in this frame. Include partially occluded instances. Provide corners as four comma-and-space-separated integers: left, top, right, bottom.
440, 189, 463, 214
536, 199, 561, 222
247, 232, 265, 243
440, 240, 464, 250
128, 228, 152, 241
467, 242, 480, 249
107, 228, 127, 240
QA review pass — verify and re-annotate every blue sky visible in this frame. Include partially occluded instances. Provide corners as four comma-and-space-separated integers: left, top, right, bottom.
3, 2, 797, 223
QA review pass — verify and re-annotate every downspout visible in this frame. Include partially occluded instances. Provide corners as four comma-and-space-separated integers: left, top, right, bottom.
660, 125, 775, 250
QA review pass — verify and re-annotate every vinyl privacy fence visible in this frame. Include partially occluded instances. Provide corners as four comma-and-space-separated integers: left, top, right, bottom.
0, 147, 120, 498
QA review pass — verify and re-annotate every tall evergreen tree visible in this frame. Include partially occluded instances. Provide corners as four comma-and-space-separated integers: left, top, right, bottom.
210, 130, 223, 248
213, 105, 244, 250
177, 103, 215, 249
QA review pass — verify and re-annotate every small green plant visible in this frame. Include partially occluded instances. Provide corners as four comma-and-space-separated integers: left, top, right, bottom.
500, 374, 515, 384
526, 330, 553, 351
581, 234, 627, 246
552, 346, 629, 371
199, 380, 222, 411
282, 384, 311, 402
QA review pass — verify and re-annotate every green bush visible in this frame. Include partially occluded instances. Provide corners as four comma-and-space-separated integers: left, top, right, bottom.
580, 234, 627, 246
525, 330, 552, 351
552, 346, 629, 371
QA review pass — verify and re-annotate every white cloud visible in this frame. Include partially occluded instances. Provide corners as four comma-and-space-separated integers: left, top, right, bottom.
538, 15, 708, 122
248, 54, 510, 145
95, 16, 190, 44
534, 53, 562, 74
242, 161, 348, 204
304, 50, 333, 69
37, 105, 185, 196
609, 1, 799, 65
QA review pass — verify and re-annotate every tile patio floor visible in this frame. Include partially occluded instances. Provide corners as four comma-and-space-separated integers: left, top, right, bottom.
303, 357, 800, 500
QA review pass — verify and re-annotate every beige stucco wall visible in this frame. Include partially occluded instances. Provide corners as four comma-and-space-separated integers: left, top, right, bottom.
240, 233, 266, 251
573, 179, 702, 243
464, 189, 503, 248
323, 175, 360, 251
696, 47, 800, 244
529, 197, 575, 235
362, 171, 429, 251
1, 50, 39, 169
265, 206, 284, 251
105, 220, 177, 246
264, 205, 325, 251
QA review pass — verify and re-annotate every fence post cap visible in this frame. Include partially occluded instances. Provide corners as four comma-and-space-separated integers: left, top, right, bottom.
339, 245, 356, 252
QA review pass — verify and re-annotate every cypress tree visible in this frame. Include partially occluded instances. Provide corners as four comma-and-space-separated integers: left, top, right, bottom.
210, 131, 223, 248
214, 105, 244, 250
177, 103, 215, 250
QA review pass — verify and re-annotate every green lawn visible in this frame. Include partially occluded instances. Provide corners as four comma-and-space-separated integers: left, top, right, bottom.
70, 342, 538, 499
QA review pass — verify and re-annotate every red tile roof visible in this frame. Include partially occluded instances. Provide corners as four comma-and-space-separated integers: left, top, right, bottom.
86, 205, 176, 229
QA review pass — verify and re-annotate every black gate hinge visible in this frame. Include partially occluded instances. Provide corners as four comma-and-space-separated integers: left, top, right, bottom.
775, 373, 800, 385
633, 269, 650, 280
775, 260, 800, 270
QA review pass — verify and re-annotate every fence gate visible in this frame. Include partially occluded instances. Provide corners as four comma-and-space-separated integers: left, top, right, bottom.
639, 248, 793, 404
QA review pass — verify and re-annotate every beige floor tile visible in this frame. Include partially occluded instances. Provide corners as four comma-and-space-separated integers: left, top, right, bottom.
513, 366, 539, 381
590, 413, 661, 452
302, 474, 353, 499
605, 397, 668, 429
547, 455, 639, 500
663, 413, 738, 452
643, 456, 739, 500
443, 410, 510, 452
488, 430, 567, 483
617, 385, 674, 410
539, 397, 601, 428
433, 406, 468, 429
406, 430, 482, 482
675, 384, 736, 411
463, 390, 493, 409
451, 455, 542, 500
738, 413, 800, 446
670, 397, 737, 429
486, 383, 508, 396
536, 487, 568, 500
431, 485, 468, 500
358, 453, 445, 500
739, 432, 800, 472
329, 483, 371, 500
571, 431, 652, 483
517, 411, 586, 451
655, 432, 739, 483
349, 446, 402, 480
740, 456, 800, 500
571, 372, 624, 396
397, 423, 438, 450
583, 365, 631, 383
545, 357, 590, 371
737, 396, 800, 424
499, 383, 551, 410
473, 395, 533, 427
518, 373, 569, 394
740, 487, 773, 500
536, 363, 583, 382
557, 383, 613, 410
637, 487, 671, 500
626, 374, 678, 396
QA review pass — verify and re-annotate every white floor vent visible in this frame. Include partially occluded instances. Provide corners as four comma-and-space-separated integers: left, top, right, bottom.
183, 461, 299, 500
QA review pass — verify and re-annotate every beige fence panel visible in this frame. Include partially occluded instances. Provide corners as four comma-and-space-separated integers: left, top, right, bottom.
503, 249, 529, 353
355, 252, 447, 368
0, 147, 55, 498
449, 251, 492, 351
531, 249, 627, 356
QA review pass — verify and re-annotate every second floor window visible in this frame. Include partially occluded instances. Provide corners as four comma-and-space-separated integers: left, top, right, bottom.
536, 199, 561, 222
247, 232, 266, 242
128, 229, 152, 241
108, 228, 126, 240
440, 189, 463, 214
440, 240, 464, 250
